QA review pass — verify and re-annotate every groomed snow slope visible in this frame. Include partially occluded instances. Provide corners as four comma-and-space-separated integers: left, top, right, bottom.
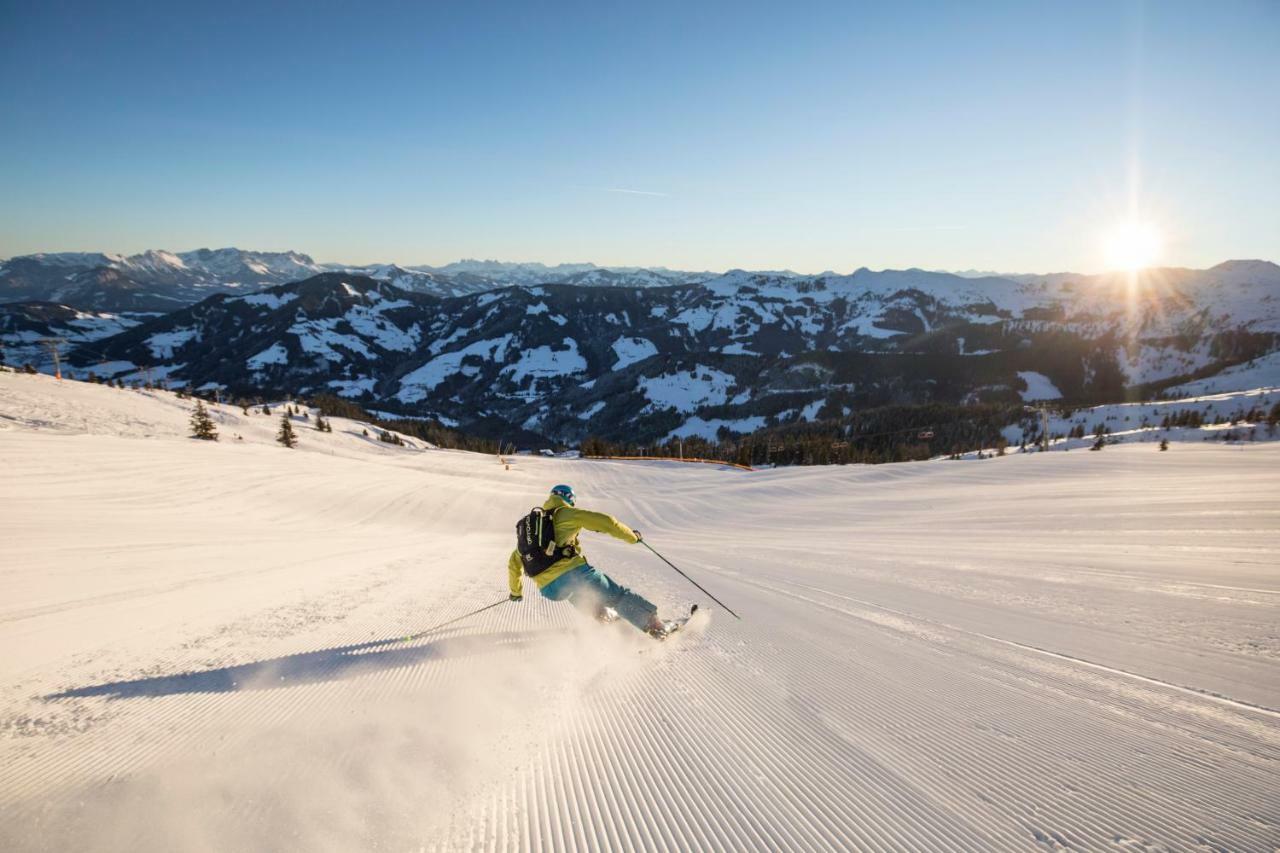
1, 371, 1278, 851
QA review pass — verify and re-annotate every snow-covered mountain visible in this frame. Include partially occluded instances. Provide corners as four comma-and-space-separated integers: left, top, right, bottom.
0, 302, 138, 371
324, 262, 715, 299
405, 259, 715, 287
0, 249, 324, 312
325, 264, 499, 299
54, 261, 1280, 444
0, 250, 717, 311
418, 258, 601, 279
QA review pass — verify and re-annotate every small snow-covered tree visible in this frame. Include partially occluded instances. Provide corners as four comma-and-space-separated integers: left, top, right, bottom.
277, 413, 297, 449
1159, 438, 1169, 451
190, 400, 218, 441
261, 404, 271, 415
1090, 435, 1105, 451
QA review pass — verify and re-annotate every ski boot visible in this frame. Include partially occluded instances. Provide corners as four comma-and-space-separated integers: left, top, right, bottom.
645, 605, 698, 640
645, 614, 679, 640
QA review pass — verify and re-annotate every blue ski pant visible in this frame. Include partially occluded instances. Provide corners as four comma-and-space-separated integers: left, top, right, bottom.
540, 564, 657, 631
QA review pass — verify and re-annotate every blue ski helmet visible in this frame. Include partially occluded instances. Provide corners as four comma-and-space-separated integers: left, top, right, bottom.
550, 484, 576, 506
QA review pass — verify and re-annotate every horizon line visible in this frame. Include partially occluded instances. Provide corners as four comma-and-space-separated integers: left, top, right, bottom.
3, 247, 1274, 280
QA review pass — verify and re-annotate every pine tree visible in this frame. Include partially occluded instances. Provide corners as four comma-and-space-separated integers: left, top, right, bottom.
190, 400, 218, 441
277, 413, 297, 448
1159, 438, 1169, 451
1090, 435, 1105, 451
261, 404, 271, 415
314, 412, 328, 432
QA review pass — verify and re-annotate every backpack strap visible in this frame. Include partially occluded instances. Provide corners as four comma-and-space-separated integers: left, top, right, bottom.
545, 506, 578, 561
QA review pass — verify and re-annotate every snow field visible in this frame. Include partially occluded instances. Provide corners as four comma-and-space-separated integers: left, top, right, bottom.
1, 370, 1278, 851
0, 369, 428, 457
638, 365, 736, 413
988, 386, 1279, 455
1169, 351, 1280, 397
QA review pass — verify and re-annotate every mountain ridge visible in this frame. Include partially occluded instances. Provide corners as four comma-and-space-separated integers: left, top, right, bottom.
0, 248, 721, 310
36, 261, 1277, 445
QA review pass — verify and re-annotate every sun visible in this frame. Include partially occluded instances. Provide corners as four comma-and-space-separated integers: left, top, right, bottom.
1103, 220, 1163, 272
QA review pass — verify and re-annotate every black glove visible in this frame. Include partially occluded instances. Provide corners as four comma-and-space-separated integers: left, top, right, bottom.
509, 594, 522, 602
633, 530, 643, 542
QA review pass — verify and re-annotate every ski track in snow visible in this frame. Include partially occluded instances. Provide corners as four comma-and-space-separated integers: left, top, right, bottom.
1, 371, 1278, 851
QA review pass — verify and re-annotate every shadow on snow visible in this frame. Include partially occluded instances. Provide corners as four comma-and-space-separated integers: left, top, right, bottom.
45, 628, 557, 701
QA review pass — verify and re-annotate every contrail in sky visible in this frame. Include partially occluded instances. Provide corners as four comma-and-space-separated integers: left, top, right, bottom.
600, 187, 667, 197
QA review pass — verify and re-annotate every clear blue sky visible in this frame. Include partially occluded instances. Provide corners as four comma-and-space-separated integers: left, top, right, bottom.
1, 0, 1276, 273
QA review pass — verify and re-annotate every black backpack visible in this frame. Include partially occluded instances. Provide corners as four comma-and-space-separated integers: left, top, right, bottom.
516, 507, 576, 577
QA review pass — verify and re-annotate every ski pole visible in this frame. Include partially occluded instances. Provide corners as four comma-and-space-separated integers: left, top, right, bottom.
641, 541, 741, 620
398, 597, 509, 642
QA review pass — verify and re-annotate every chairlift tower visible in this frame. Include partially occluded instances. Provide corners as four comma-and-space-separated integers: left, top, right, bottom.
1026, 403, 1051, 451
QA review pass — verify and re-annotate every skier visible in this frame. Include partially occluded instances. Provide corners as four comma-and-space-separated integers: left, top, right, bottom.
507, 484, 678, 638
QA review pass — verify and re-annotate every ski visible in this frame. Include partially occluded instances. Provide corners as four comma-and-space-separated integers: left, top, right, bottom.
650, 604, 699, 641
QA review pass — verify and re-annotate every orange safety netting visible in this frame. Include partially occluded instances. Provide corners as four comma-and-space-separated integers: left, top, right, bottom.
583, 455, 754, 472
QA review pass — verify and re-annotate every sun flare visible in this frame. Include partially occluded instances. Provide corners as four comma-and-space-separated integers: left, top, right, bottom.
1103, 220, 1163, 272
